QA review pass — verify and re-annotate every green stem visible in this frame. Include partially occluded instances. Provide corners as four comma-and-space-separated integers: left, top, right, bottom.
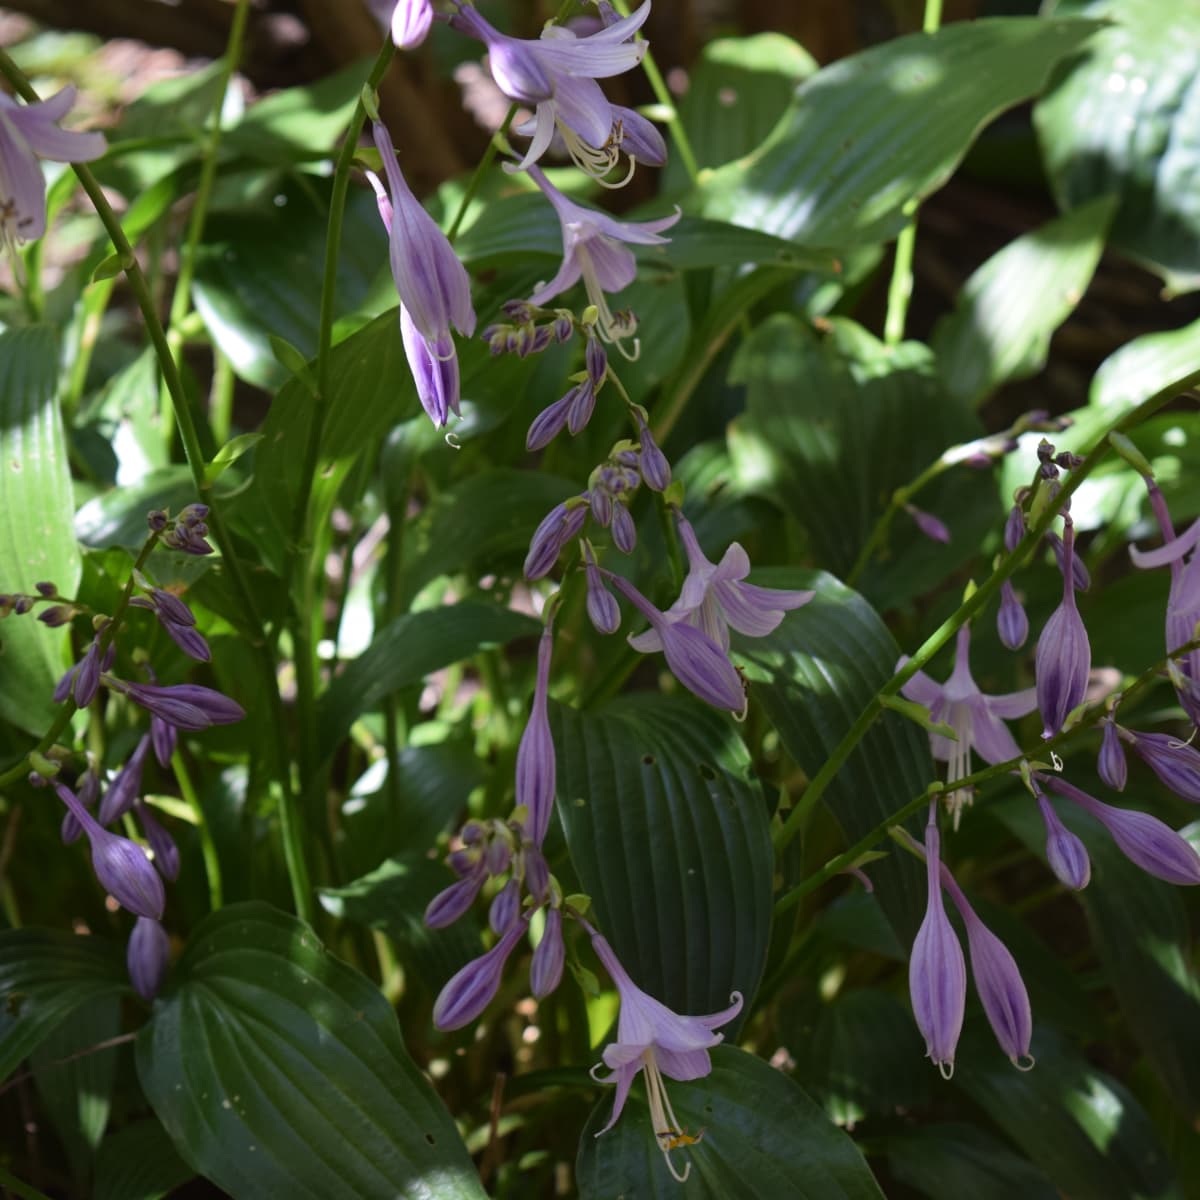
772, 366, 1200, 858
172, 750, 223, 910
447, 104, 518, 243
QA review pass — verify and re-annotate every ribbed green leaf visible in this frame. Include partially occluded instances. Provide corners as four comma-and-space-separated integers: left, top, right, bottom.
137, 902, 486, 1200
733, 568, 932, 943
887, 1124, 1059, 1200
1036, 0, 1200, 292
701, 18, 1101, 245
0, 325, 80, 735
576, 1045, 885, 1199
933, 195, 1118, 405
93, 1119, 195, 1200
553, 694, 772, 1023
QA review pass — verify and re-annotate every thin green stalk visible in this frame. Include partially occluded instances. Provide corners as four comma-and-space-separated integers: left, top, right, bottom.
447, 104, 518, 243
772, 367, 1200, 857
172, 750, 223, 910
210, 347, 235, 446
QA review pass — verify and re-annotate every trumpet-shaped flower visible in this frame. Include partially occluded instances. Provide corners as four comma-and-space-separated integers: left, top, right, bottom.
589, 929, 742, 1183
524, 165, 678, 352
899, 624, 1037, 826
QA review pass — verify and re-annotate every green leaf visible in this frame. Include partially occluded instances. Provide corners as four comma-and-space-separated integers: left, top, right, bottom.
0, 325, 81, 735
75, 466, 200, 551
206, 432, 264, 483
136, 902, 486, 1200
886, 1124, 1059, 1200
1035, 0, 1200, 292
553, 694, 773, 1024
701, 18, 1102, 245
733, 568, 932, 942
0, 928, 129, 1081
933, 195, 1118, 405
576, 1045, 885, 1199
316, 602, 538, 760
93, 1119, 195, 1200
91, 252, 126, 281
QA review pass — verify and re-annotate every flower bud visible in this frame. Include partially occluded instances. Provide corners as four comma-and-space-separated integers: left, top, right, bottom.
489, 878, 522, 934
389, 0, 434, 49
1128, 731, 1200, 802
1046, 530, 1090, 591
906, 504, 950, 545
530, 908, 564, 998
1097, 720, 1127, 792
483, 837, 512, 877
73, 639, 103, 707
1004, 505, 1025, 553
585, 551, 620, 635
127, 916, 170, 1000
524, 499, 588, 580
115, 682, 245, 731
637, 426, 671, 493
99, 735, 151, 825
996, 581, 1028, 651
1035, 524, 1090, 738
566, 381, 597, 436
425, 867, 487, 929
585, 336, 607, 387
610, 503, 637, 554
137, 801, 180, 881
516, 626, 556, 846
150, 714, 177, 768
589, 487, 613, 528
37, 604, 75, 627
1036, 789, 1090, 890
432, 919, 528, 1031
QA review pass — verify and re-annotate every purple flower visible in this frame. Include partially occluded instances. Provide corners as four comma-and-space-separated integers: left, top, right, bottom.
530, 908, 564, 998
1043, 775, 1200, 886
367, 122, 475, 428
433, 917, 529, 1030
524, 164, 679, 352
136, 800, 180, 882
132, 586, 210, 662
61, 766, 98, 844
1121, 730, 1200, 803
1047, 530, 1090, 592
150, 714, 177, 768
996, 581, 1028, 651
488, 878, 522, 934
451, 2, 651, 181
939, 863, 1032, 1066
589, 928, 742, 1183
630, 513, 813, 655
900, 624, 1037, 826
425, 865, 487, 929
584, 543, 621, 634
526, 389, 574, 450
1034, 784, 1090, 890
906, 504, 950, 544
1097, 719, 1127, 791
55, 783, 165, 920
516, 625, 556, 845
98, 734, 151, 825
524, 496, 589, 580
127, 916, 171, 1000
908, 822, 966, 1077
0, 86, 105, 250
369, 0, 434, 48
1035, 520, 1091, 738
634, 411, 671, 492
1004, 504, 1025, 553
71, 637, 104, 707
604, 570, 746, 714
112, 681, 245, 731
610, 501, 637, 554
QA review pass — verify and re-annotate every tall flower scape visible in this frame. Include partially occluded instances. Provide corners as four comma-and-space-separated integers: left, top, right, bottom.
1, 1, 1199, 1197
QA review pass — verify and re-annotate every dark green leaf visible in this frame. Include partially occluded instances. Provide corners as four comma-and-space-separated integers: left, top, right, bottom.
93, 1118, 195, 1200
0, 325, 80, 735
553, 694, 773, 1024
887, 1124, 1059, 1200
137, 902, 486, 1200
75, 466, 201, 551
576, 1045, 885, 1199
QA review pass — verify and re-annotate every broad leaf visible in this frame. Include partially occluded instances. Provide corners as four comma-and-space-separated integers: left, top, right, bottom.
0, 325, 80, 735
137, 902, 486, 1200
887, 1124, 1059, 1200
576, 1045, 885, 1199
553, 694, 773, 1024
93, 1119, 195, 1200
701, 18, 1102, 245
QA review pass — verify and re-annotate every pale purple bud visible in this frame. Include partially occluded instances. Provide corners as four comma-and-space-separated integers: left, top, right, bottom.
98, 735, 151, 825
940, 867, 1032, 1066
150, 714, 176, 768
1036, 788, 1090, 890
530, 908, 564, 998
1045, 776, 1200, 886
1098, 720, 1127, 791
37, 604, 74, 627
489, 878, 522, 934
127, 917, 170, 1000
566, 381, 596, 436
585, 550, 621, 634
524, 499, 588, 580
162, 619, 211, 662
425, 867, 486, 929
909, 823, 966, 1076
1035, 524, 1090, 738
637, 426, 671, 493
523, 846, 550, 902
447, 848, 476, 876
906, 504, 950, 544
53, 660, 78, 704
432, 919, 528, 1030
388, 0, 434, 49
483, 838, 512, 877
148, 588, 195, 627
1128, 731, 1200, 802
997, 581, 1028, 651
585, 337, 607, 387
1047, 531, 1090, 591
147, 509, 168, 533
115, 682, 245, 731
450, 8, 554, 103
137, 801, 179, 881
1004, 505, 1025, 553
589, 487, 613, 528
610, 503, 637, 554
61, 768, 99, 844
553, 314, 573, 342
612, 105, 667, 166
73, 639, 103, 707
517, 626, 556, 846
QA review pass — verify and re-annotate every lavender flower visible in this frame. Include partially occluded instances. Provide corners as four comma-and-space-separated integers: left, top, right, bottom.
1124, 731, 1200, 803
488, 878, 522, 934
369, 0, 434, 48
516, 625, 556, 846
524, 165, 679, 352
906, 504, 950, 544
996, 581, 1029, 651
367, 122, 476, 427
908, 822, 966, 1077
584, 543, 621, 634
132, 584, 210, 662
127, 916, 170, 1000
150, 713, 177, 768
526, 390, 574, 450
610, 501, 637, 554
588, 928, 742, 1183
530, 908, 564, 998
0, 86, 105, 256
634, 411, 671, 492
433, 917, 529, 1030
110, 681, 245, 731
899, 624, 1037, 825
1043, 775, 1200, 886
426, 865, 488, 929
524, 496, 589, 580
1034, 785, 1090, 890
1035, 520, 1091, 738
136, 800, 180, 882
98, 734, 151, 825
1097, 719, 1127, 791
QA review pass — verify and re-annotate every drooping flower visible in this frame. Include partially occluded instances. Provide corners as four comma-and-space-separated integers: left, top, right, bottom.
109, 680, 245, 731
1033, 782, 1090, 890
98, 734, 151, 825
450, 2, 652, 182
588, 928, 742, 1183
131, 579, 210, 662
630, 513, 813, 655
996, 581, 1028, 651
127, 916, 170, 1000
1124, 729, 1200, 802
516, 623, 556, 846
0, 86, 106, 260
367, 122, 476, 427
1097, 717, 1127, 791
524, 495, 589, 580
583, 542, 621, 634
899, 623, 1037, 826
523, 164, 679, 353
1035, 519, 1091, 738
906, 504, 950, 545
433, 917, 529, 1030
368, 0, 435, 49
530, 908, 564, 998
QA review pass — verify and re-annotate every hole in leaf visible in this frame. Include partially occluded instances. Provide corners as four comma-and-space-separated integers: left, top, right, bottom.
698, 763, 716, 781
425, 1132, 436, 1146
641, 753, 656, 766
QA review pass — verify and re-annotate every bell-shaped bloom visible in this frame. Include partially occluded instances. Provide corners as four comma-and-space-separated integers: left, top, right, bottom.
127, 916, 170, 1000
517, 625, 557, 845
433, 918, 529, 1030
604, 570, 746, 714
1045, 775, 1200, 886
0, 86, 106, 254
899, 624, 1037, 826
98, 734, 151, 825
369, 0, 434, 48
55, 783, 165, 920
451, 2, 651, 181
1035, 520, 1091, 738
530, 908, 564, 998
1126, 729, 1200, 803
589, 929, 742, 1183
112, 681, 245, 731
524, 164, 679, 352
908, 823, 966, 1077
631, 514, 813, 656
1034, 785, 1090, 890
1097, 719, 1127, 791
938, 863, 1032, 1067
367, 123, 475, 427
